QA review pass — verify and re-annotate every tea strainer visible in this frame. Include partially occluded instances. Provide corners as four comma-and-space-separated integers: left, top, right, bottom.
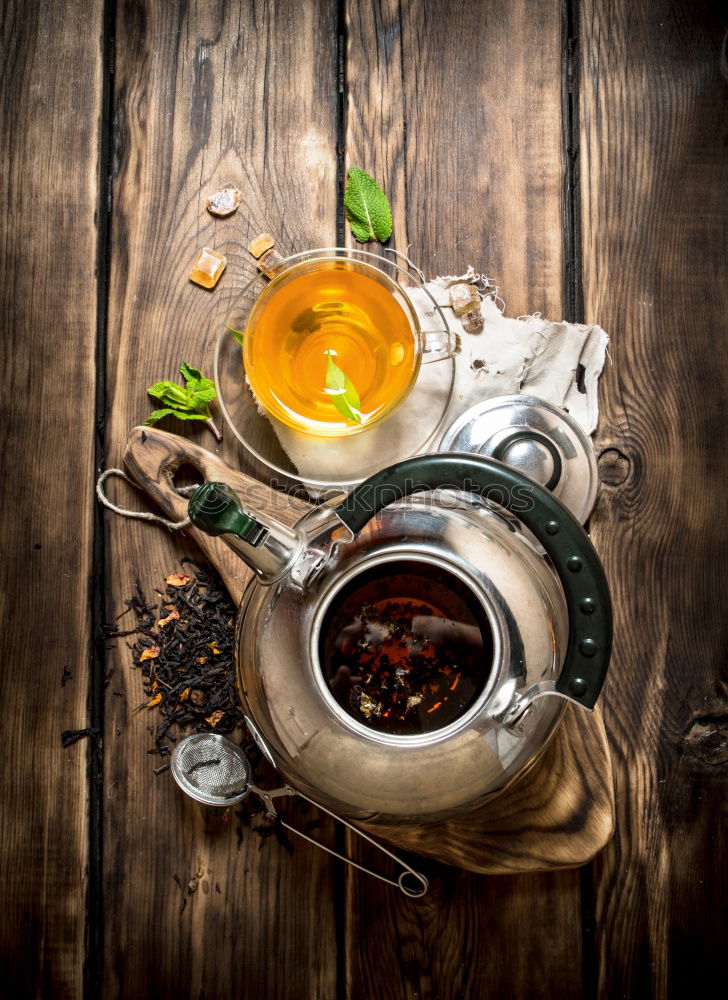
170, 732, 429, 898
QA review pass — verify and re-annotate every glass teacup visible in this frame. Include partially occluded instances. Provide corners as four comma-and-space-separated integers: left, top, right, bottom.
237, 249, 458, 438
216, 248, 457, 489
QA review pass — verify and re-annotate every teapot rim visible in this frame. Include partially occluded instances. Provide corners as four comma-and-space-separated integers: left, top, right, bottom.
308, 546, 504, 749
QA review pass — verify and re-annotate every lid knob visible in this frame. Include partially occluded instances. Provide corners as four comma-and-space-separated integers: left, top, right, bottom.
492, 429, 563, 491
499, 438, 554, 484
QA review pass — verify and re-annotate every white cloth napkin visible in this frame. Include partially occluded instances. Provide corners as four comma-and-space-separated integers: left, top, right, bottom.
267, 268, 609, 485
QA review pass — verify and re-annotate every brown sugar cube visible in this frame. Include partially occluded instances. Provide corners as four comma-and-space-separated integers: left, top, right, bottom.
461, 307, 484, 334
449, 282, 481, 316
257, 247, 286, 279
189, 247, 227, 289
206, 186, 242, 217
247, 233, 276, 259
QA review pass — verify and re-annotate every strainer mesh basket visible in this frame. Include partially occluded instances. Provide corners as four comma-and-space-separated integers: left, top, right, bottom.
170, 732, 251, 805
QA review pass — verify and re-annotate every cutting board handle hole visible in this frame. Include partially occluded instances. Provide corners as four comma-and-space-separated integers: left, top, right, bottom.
172, 463, 205, 493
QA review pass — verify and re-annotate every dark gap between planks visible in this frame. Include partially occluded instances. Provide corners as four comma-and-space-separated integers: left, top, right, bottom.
562, 0, 585, 326
335, 5, 349, 999
562, 2, 597, 998
336, 0, 349, 248
87, 0, 117, 997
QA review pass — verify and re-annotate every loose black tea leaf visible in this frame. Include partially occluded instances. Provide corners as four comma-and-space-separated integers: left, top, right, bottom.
61, 727, 100, 747
61, 667, 72, 687
253, 817, 294, 854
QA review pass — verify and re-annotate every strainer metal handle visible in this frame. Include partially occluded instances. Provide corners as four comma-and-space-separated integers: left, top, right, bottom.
170, 732, 428, 897
249, 784, 429, 898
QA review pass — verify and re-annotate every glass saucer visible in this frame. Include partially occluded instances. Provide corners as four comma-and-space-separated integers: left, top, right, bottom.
215, 248, 455, 493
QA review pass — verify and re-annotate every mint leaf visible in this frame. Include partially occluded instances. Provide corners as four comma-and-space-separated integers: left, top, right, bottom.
344, 168, 392, 243
180, 362, 215, 401
145, 363, 219, 438
147, 381, 180, 402
147, 382, 196, 410
190, 382, 216, 406
324, 351, 361, 423
170, 411, 209, 422
147, 381, 174, 398
180, 362, 204, 385
226, 326, 245, 346
144, 408, 176, 426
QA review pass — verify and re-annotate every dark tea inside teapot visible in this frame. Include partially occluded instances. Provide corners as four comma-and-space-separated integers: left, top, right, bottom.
319, 559, 494, 736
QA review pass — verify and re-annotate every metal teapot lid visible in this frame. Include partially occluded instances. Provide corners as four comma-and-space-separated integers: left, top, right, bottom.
439, 395, 598, 523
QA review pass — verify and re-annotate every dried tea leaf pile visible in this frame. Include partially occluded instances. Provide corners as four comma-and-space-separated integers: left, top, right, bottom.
109, 560, 244, 759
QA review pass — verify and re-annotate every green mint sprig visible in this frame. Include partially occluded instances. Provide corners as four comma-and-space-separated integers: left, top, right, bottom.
227, 325, 244, 346
324, 351, 361, 423
344, 167, 392, 243
145, 362, 221, 441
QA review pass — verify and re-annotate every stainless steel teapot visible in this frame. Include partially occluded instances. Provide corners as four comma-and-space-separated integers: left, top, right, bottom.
188, 454, 611, 826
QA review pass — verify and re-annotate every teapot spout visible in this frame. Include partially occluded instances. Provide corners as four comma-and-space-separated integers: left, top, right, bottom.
188, 482, 303, 584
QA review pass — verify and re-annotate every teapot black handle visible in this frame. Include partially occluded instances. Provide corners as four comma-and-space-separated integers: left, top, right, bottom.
335, 454, 612, 710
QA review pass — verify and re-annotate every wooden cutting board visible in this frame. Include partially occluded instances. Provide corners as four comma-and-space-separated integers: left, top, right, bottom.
123, 425, 615, 874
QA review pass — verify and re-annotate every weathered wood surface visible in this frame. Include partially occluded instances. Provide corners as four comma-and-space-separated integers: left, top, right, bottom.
102, 2, 339, 998
3, 0, 727, 997
345, 0, 567, 317
346, 866, 585, 1000
580, 1, 728, 995
0, 1, 103, 995
124, 427, 615, 874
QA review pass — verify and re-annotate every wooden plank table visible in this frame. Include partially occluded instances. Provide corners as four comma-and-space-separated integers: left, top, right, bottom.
2, 1, 726, 997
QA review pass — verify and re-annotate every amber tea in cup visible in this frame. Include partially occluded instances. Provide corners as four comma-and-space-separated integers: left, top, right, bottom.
243, 258, 424, 436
